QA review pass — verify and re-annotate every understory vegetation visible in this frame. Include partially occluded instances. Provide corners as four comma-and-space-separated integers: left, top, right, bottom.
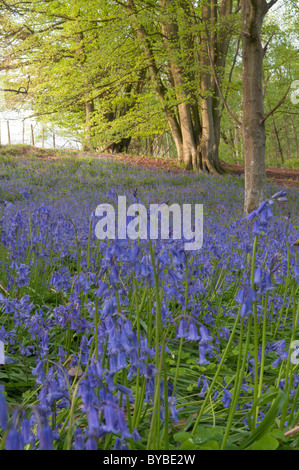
0, 147, 298, 450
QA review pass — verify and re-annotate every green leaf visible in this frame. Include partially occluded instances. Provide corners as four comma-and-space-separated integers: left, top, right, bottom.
173, 431, 192, 442
179, 438, 197, 450
198, 439, 220, 450
193, 425, 224, 439
241, 390, 286, 449
271, 429, 287, 442
247, 434, 279, 450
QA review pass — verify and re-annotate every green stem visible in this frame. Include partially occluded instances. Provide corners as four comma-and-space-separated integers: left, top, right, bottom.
221, 315, 252, 449
192, 312, 240, 436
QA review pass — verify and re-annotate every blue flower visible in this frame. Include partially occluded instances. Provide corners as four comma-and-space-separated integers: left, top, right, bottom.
39, 425, 53, 450
0, 389, 8, 430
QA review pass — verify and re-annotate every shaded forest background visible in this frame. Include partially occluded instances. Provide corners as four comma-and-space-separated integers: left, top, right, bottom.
0, 0, 298, 170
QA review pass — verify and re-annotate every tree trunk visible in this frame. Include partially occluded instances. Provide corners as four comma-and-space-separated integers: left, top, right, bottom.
272, 121, 279, 161
241, 0, 269, 214
272, 117, 284, 165
127, 0, 184, 165
284, 117, 291, 159
200, 93, 219, 174
82, 99, 95, 151
160, 0, 198, 170
7, 121, 11, 145
200, 0, 228, 174
212, 0, 233, 172
290, 115, 298, 157
104, 138, 131, 154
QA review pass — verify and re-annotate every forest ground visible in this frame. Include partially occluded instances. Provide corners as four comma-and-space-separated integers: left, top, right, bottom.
2, 144, 299, 188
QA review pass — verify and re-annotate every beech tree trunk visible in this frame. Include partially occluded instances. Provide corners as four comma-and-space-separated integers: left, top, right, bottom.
290, 115, 299, 157
272, 117, 284, 164
160, 2, 198, 170
200, 0, 232, 174
128, 0, 233, 174
127, 0, 184, 165
283, 117, 291, 160
242, 0, 269, 214
83, 99, 95, 151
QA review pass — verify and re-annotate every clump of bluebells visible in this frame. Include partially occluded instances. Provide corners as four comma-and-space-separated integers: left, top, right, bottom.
0, 155, 298, 450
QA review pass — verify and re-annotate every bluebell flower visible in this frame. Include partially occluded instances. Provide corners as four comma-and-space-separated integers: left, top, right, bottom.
88, 407, 100, 434
73, 428, 85, 450
187, 320, 200, 341
5, 428, 23, 450
168, 396, 179, 423
39, 425, 53, 450
197, 375, 210, 397
176, 318, 188, 338
0, 388, 8, 430
21, 189, 31, 201
86, 437, 98, 450
222, 389, 232, 408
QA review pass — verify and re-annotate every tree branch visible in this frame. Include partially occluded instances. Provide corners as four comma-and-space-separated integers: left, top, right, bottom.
0, 87, 27, 94
260, 85, 291, 124
266, 0, 279, 11
263, 33, 275, 56
0, 76, 30, 95
263, 75, 269, 100
223, 37, 241, 106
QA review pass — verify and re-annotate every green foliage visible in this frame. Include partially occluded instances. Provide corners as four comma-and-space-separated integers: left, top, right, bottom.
0, 1, 298, 165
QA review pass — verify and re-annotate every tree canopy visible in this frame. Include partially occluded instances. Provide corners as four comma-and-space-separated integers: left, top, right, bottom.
0, 0, 298, 210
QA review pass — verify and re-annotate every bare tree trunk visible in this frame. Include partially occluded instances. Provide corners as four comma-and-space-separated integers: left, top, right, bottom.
242, 0, 272, 214
83, 99, 95, 151
272, 121, 279, 162
7, 121, 11, 145
290, 115, 298, 157
31, 124, 35, 147
272, 117, 284, 165
212, 0, 233, 173
284, 117, 291, 159
235, 126, 240, 164
229, 127, 236, 160
200, 0, 227, 174
159, 0, 198, 170
165, 132, 170, 158
127, 0, 184, 165
200, 93, 219, 174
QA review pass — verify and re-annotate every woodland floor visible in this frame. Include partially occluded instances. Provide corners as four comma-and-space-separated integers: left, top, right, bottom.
2, 144, 299, 188
85, 150, 299, 188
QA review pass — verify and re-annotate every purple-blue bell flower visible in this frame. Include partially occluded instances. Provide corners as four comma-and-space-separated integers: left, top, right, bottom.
5, 428, 23, 450
0, 388, 8, 430
39, 425, 53, 450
